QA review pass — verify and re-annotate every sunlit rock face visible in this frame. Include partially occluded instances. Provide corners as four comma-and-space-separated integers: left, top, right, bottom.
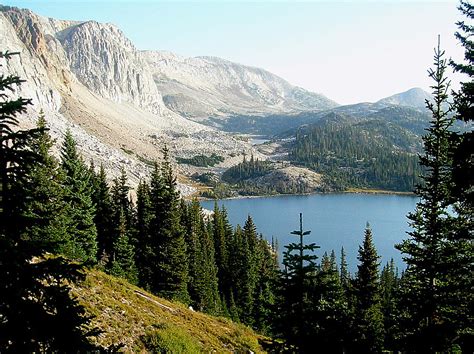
144, 50, 338, 121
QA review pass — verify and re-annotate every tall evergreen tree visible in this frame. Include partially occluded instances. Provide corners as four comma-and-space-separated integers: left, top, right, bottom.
352, 224, 384, 353
111, 167, 133, 228
185, 199, 220, 314
109, 207, 138, 284
449, 2, 474, 349
235, 215, 260, 325
252, 235, 279, 335
60, 129, 97, 263
0, 51, 97, 350
312, 249, 349, 352
396, 38, 463, 351
150, 148, 189, 303
22, 111, 69, 250
134, 179, 154, 290
212, 203, 233, 300
340, 246, 350, 291
380, 259, 399, 350
278, 213, 319, 353
227, 224, 244, 323
451, 1, 474, 206
91, 164, 114, 263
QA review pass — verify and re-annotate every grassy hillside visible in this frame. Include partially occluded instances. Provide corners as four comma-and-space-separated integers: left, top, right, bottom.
71, 269, 269, 352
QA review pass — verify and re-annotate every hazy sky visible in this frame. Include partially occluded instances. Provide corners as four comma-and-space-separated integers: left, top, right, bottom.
3, 1, 466, 104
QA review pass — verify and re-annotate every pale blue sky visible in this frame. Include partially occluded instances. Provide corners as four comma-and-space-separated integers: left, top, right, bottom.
2, 1, 466, 104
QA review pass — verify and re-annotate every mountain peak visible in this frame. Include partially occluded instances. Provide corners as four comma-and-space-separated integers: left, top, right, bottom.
377, 87, 431, 109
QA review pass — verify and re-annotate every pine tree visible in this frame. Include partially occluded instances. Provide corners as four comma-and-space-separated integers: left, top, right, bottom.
185, 199, 221, 314
60, 129, 98, 263
396, 38, 463, 351
212, 203, 233, 299
312, 249, 349, 351
252, 235, 279, 335
150, 148, 189, 303
278, 213, 320, 352
340, 246, 351, 292
0, 51, 97, 350
134, 179, 154, 290
451, 1, 473, 174
449, 2, 474, 349
235, 215, 260, 325
353, 224, 384, 353
109, 207, 138, 284
22, 111, 69, 250
111, 167, 134, 228
228, 224, 244, 317
91, 164, 114, 263
380, 258, 399, 350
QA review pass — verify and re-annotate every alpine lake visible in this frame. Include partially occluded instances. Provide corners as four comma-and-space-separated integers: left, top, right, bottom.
200, 193, 418, 273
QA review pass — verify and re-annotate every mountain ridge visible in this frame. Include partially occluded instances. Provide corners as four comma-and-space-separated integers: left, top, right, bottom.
376, 87, 431, 109
143, 50, 338, 121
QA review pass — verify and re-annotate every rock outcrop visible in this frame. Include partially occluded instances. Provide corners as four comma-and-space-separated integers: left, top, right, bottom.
58, 21, 167, 115
254, 166, 326, 193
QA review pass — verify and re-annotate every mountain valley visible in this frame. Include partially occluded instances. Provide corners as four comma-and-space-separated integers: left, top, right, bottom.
0, 5, 436, 195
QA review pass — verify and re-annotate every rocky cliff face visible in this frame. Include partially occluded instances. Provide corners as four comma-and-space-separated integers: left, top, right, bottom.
58, 21, 167, 115
144, 51, 338, 121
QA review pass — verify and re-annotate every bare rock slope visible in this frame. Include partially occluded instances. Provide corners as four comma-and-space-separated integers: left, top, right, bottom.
144, 51, 338, 121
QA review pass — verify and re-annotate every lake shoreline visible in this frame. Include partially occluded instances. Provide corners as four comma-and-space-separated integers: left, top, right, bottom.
196, 188, 415, 201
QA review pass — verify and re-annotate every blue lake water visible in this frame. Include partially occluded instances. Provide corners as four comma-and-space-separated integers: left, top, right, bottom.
200, 193, 418, 274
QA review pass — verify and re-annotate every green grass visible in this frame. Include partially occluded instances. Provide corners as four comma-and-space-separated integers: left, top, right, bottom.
142, 323, 203, 353
71, 269, 267, 352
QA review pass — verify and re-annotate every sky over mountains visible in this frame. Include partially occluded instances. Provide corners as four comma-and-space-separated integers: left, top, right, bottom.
2, 0, 464, 104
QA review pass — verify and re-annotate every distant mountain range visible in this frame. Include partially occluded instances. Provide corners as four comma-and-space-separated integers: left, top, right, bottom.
0, 5, 433, 191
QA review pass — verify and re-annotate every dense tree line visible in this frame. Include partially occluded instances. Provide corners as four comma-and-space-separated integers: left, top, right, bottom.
275, 216, 398, 352
220, 154, 319, 196
176, 153, 224, 167
222, 154, 274, 184
89, 148, 281, 329
290, 120, 423, 191
0, 50, 279, 348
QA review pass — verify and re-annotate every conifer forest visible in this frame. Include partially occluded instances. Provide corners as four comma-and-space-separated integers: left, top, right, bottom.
0, 1, 473, 352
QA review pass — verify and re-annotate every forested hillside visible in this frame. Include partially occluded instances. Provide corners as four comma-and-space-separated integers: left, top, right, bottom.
216, 98, 431, 193
289, 119, 423, 191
